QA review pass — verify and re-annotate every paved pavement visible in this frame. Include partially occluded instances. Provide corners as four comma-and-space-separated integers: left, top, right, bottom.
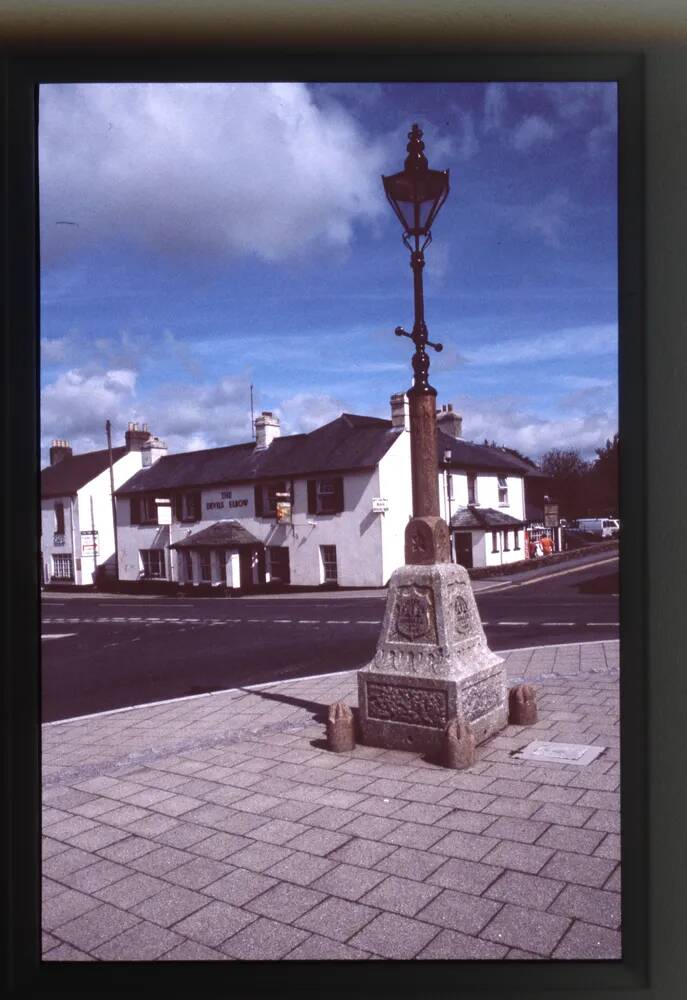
42, 639, 621, 962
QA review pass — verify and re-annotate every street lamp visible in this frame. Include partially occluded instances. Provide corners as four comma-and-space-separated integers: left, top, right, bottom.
357, 123, 507, 761
383, 124, 451, 563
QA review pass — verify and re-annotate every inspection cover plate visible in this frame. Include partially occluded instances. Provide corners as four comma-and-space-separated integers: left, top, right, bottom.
513, 741, 606, 766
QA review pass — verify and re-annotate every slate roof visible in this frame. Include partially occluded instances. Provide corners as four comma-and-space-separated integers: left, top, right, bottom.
170, 521, 261, 548
116, 414, 401, 495
41, 446, 127, 499
450, 506, 526, 530
438, 431, 539, 475
115, 413, 531, 497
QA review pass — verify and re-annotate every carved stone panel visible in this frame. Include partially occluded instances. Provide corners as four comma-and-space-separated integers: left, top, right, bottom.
462, 677, 502, 722
366, 681, 449, 728
451, 584, 473, 637
389, 584, 437, 644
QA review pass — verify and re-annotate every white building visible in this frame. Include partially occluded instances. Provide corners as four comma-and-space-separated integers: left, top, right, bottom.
40, 424, 166, 587
114, 396, 528, 592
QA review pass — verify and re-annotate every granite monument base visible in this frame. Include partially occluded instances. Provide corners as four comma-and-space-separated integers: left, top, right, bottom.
357, 562, 508, 758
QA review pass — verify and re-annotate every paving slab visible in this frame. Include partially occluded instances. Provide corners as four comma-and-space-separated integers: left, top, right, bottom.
41, 640, 621, 962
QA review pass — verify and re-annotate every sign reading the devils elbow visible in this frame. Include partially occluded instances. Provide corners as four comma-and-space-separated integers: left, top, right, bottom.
203, 489, 250, 515
372, 497, 389, 513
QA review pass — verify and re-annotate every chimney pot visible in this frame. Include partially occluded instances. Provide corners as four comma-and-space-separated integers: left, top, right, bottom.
436, 403, 463, 439
255, 410, 280, 450
390, 392, 410, 431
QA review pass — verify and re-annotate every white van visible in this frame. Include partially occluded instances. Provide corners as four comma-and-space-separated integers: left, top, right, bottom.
576, 518, 619, 538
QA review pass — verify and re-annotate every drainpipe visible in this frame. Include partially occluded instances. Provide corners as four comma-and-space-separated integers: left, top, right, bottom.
106, 420, 119, 584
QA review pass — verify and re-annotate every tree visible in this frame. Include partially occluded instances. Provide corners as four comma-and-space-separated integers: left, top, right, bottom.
540, 448, 590, 480
539, 448, 591, 519
589, 434, 619, 514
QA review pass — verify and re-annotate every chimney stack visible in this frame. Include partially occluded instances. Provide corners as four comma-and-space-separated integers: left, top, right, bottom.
125, 421, 153, 451
254, 411, 280, 451
436, 402, 463, 439
390, 392, 410, 431
50, 439, 73, 465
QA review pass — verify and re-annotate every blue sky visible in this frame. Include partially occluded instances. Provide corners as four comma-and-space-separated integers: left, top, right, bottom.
39, 81, 617, 464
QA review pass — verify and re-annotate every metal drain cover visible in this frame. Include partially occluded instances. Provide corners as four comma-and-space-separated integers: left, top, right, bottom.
514, 741, 606, 766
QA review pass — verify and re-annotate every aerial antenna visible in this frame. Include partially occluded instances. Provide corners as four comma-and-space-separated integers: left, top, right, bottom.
250, 384, 255, 439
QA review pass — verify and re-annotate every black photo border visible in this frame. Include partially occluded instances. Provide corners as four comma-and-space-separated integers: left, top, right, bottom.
3, 47, 647, 996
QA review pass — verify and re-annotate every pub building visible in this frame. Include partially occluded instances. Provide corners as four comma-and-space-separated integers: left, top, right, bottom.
113, 395, 530, 593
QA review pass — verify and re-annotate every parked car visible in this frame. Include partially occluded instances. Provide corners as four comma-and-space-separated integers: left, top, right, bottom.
575, 518, 620, 538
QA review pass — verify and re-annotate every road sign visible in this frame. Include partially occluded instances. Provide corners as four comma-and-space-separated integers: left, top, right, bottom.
372, 497, 389, 513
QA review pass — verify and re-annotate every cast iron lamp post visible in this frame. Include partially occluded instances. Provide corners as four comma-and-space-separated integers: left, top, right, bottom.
383, 124, 451, 564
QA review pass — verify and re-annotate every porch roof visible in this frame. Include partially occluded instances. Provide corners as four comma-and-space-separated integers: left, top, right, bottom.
170, 521, 261, 549
450, 506, 525, 530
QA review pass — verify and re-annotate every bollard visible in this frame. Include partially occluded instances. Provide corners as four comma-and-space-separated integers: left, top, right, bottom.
508, 684, 538, 725
443, 718, 475, 769
327, 702, 355, 752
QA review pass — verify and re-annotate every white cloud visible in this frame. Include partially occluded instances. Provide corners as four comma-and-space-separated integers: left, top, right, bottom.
483, 84, 507, 133
41, 367, 140, 456
455, 394, 616, 460
520, 190, 571, 247
41, 337, 68, 363
276, 392, 344, 435
462, 324, 617, 367
511, 114, 555, 151
39, 83, 387, 265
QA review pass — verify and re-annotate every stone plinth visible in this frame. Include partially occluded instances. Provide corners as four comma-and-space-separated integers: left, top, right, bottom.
357, 562, 507, 757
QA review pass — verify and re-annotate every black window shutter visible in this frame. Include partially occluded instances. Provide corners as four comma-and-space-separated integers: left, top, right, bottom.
254, 485, 263, 517
191, 492, 201, 521
174, 495, 183, 522
130, 496, 140, 525
307, 480, 317, 515
333, 477, 344, 513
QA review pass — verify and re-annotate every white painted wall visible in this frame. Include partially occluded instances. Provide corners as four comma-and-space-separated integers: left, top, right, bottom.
378, 429, 412, 584
114, 447, 526, 585
41, 495, 78, 583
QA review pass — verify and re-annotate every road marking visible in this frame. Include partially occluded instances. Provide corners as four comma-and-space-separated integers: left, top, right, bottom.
495, 555, 619, 590
274, 619, 292, 623
298, 620, 319, 624
541, 622, 575, 626
357, 620, 382, 624
44, 637, 620, 726
42, 633, 76, 640
326, 620, 350, 624
587, 622, 619, 626
498, 621, 528, 626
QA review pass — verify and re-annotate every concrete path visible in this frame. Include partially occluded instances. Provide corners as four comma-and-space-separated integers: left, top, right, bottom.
42, 640, 620, 961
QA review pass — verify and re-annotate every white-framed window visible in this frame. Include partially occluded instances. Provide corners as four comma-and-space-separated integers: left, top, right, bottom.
54, 501, 65, 535
52, 553, 73, 579
467, 474, 477, 505
142, 496, 158, 523
183, 550, 194, 583
498, 476, 509, 505
320, 545, 338, 583
140, 549, 166, 579
200, 550, 212, 582
514, 530, 521, 550
491, 531, 499, 553
175, 491, 200, 522
308, 477, 344, 515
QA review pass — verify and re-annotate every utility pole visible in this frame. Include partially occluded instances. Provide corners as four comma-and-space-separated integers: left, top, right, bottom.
106, 420, 119, 584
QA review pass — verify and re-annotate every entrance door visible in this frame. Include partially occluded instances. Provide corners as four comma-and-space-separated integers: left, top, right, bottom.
455, 532, 473, 569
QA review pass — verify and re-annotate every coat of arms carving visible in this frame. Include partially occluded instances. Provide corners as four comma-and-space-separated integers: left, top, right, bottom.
393, 585, 435, 642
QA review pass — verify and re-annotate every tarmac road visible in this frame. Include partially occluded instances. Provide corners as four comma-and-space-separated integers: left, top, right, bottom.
41, 557, 618, 722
